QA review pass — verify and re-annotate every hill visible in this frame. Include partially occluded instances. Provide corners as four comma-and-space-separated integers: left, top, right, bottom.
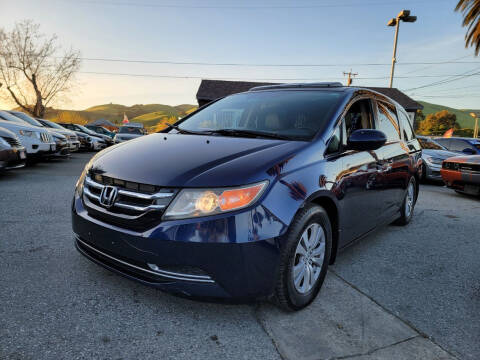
42, 103, 197, 127
418, 101, 478, 129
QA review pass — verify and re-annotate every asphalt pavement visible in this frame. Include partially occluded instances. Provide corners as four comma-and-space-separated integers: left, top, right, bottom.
1, 152, 478, 359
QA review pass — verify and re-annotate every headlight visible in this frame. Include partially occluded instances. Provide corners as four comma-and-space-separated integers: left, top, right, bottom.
18, 130, 37, 137
163, 181, 268, 220
424, 156, 442, 165
75, 166, 88, 197
86, 136, 92, 142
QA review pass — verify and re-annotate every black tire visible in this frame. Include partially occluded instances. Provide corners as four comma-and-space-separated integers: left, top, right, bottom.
392, 177, 417, 226
274, 204, 332, 311
419, 163, 426, 182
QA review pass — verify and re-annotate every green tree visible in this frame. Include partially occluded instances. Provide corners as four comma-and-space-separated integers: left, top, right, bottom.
455, 0, 480, 55
417, 110, 459, 135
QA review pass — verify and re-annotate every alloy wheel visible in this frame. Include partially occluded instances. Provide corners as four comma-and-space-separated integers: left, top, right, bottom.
405, 181, 415, 218
292, 223, 325, 294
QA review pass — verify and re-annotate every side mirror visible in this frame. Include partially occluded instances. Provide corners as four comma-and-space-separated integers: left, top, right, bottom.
462, 148, 475, 155
347, 129, 387, 151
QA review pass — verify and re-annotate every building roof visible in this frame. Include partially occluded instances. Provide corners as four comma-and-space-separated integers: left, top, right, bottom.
196, 79, 423, 111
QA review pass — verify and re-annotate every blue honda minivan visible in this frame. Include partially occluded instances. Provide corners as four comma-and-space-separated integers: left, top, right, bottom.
73, 83, 421, 310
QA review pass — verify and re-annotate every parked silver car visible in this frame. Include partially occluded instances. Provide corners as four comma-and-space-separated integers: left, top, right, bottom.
0, 111, 56, 159
36, 118, 80, 152
417, 136, 459, 181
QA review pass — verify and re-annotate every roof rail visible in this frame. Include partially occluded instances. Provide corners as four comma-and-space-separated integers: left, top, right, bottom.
249, 82, 344, 91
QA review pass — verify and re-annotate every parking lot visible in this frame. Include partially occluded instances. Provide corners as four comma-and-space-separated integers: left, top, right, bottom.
1, 152, 479, 360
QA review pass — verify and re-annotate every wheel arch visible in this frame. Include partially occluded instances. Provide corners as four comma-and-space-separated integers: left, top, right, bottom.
308, 193, 340, 265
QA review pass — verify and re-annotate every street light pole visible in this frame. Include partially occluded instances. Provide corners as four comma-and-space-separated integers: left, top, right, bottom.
389, 20, 400, 88
470, 112, 479, 138
387, 10, 417, 88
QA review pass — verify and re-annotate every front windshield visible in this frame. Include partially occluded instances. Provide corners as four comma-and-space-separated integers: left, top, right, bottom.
43, 120, 67, 130
0, 111, 30, 124
9, 111, 44, 127
119, 126, 143, 134
418, 137, 445, 150
77, 124, 98, 136
177, 90, 344, 140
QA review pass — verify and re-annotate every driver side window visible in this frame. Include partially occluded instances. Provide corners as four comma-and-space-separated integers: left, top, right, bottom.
343, 98, 374, 146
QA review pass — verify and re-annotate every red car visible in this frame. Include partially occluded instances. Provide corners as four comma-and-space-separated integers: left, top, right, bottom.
441, 155, 480, 196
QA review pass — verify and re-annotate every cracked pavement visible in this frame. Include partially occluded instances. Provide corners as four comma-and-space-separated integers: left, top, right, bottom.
1, 153, 476, 359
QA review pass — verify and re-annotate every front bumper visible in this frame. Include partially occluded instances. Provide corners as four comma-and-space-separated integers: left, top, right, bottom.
69, 141, 80, 152
72, 194, 287, 299
424, 163, 442, 180
441, 168, 480, 194
0, 147, 26, 170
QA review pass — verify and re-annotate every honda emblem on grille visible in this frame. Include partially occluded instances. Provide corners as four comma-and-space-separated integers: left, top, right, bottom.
99, 185, 118, 208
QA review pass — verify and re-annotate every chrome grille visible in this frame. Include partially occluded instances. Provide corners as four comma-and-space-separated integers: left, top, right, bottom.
82, 175, 177, 231
69, 135, 78, 141
1, 136, 22, 147
40, 132, 51, 143
459, 163, 480, 173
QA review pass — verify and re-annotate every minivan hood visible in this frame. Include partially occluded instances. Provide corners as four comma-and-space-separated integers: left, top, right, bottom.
90, 133, 307, 187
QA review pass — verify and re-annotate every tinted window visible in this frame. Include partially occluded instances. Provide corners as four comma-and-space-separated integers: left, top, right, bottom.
418, 137, 445, 150
398, 109, 415, 141
178, 90, 344, 140
376, 102, 400, 141
119, 127, 143, 134
344, 99, 374, 139
450, 139, 470, 152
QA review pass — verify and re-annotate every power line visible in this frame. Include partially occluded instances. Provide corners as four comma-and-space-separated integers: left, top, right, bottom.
401, 54, 472, 75
72, 56, 480, 68
78, 71, 480, 81
402, 66, 480, 92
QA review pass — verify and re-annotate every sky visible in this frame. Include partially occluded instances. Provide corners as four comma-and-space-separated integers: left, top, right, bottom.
0, 0, 479, 110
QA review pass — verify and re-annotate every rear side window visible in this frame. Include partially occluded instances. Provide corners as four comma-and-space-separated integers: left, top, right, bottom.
376, 102, 400, 142
397, 109, 415, 141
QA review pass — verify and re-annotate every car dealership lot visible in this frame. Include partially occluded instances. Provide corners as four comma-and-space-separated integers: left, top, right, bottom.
1, 153, 478, 360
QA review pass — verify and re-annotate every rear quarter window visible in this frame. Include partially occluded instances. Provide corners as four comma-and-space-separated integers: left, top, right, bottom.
397, 109, 415, 141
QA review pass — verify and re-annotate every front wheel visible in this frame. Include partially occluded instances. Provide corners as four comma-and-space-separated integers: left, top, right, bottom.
392, 177, 417, 226
274, 204, 332, 311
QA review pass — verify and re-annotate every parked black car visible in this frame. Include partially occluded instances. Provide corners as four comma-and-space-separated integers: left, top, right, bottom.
59, 123, 109, 150
86, 125, 116, 139
0, 126, 26, 171
73, 83, 421, 311
114, 124, 147, 143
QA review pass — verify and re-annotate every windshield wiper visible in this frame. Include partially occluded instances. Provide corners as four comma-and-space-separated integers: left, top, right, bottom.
207, 129, 292, 140
163, 123, 210, 136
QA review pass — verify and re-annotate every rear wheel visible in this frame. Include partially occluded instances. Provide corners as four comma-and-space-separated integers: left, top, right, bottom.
274, 204, 332, 311
393, 177, 416, 226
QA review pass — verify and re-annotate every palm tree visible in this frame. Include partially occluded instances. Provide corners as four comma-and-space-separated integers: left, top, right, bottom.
456, 0, 480, 55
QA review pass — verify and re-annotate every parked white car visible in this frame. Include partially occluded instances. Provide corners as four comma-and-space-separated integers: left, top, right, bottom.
0, 111, 56, 158
7, 111, 79, 153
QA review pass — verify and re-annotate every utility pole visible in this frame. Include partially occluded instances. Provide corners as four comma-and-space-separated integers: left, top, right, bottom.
470, 112, 479, 138
387, 10, 417, 88
343, 70, 358, 86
